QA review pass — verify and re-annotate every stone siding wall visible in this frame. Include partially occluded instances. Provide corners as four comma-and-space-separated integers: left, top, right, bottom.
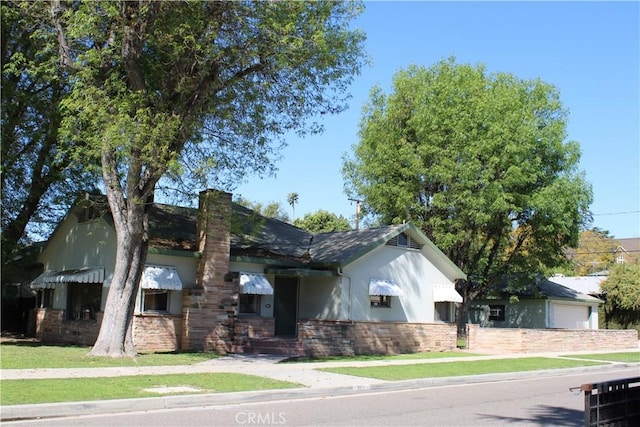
33, 308, 101, 346
34, 308, 185, 352
132, 314, 182, 352
235, 316, 275, 339
467, 325, 639, 353
298, 320, 458, 357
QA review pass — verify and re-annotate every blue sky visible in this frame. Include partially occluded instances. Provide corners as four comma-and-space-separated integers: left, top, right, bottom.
234, 1, 639, 239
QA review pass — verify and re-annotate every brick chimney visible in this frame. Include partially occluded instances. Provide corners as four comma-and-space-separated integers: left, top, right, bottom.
181, 189, 238, 353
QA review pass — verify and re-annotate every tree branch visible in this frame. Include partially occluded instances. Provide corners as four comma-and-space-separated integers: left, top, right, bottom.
50, 0, 74, 69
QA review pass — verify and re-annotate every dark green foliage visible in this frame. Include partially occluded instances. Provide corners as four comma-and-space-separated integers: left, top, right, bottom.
293, 210, 352, 233
342, 59, 593, 334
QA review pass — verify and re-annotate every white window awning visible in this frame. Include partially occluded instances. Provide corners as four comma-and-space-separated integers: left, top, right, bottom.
141, 265, 183, 291
369, 278, 404, 296
30, 266, 105, 289
240, 273, 274, 295
433, 284, 463, 303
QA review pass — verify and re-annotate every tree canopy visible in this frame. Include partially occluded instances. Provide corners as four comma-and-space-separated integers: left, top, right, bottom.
37, 0, 366, 356
601, 262, 640, 328
342, 58, 592, 333
234, 196, 290, 223
1, 2, 99, 277
293, 210, 351, 233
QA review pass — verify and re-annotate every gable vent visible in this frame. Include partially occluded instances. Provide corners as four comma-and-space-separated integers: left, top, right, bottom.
78, 205, 100, 223
386, 232, 422, 250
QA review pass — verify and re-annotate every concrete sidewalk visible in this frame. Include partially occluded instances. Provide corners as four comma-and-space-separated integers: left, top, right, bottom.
1, 348, 638, 422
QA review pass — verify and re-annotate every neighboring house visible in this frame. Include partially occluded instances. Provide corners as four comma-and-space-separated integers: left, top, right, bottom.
29, 190, 466, 355
468, 278, 602, 330
613, 237, 640, 265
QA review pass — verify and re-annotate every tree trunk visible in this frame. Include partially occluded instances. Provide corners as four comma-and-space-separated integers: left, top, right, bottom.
89, 164, 153, 357
456, 300, 470, 338
455, 279, 474, 347
89, 231, 148, 357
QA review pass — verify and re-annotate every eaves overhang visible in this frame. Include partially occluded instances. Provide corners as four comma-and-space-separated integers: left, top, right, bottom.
148, 247, 201, 258
264, 268, 337, 277
230, 255, 306, 268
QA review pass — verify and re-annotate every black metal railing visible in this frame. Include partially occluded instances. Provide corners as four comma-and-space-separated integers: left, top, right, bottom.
572, 377, 640, 426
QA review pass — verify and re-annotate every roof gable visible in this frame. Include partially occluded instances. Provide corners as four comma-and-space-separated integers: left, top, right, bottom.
309, 223, 466, 279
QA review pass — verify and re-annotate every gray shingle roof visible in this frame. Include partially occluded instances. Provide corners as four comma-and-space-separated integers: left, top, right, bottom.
494, 277, 603, 303
128, 200, 464, 277
310, 225, 406, 266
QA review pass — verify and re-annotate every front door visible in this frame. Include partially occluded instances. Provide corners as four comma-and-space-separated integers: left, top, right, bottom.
274, 277, 298, 336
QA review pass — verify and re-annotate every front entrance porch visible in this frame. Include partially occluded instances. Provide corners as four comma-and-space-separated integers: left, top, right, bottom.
274, 276, 299, 336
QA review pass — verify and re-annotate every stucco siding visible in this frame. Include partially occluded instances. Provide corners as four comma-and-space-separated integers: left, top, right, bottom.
469, 299, 547, 328
299, 276, 341, 320
344, 245, 455, 322
40, 216, 117, 276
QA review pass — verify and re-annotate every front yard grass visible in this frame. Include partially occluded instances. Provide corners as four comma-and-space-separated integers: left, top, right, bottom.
281, 351, 483, 363
0, 342, 219, 369
318, 357, 608, 381
0, 373, 302, 406
561, 352, 640, 363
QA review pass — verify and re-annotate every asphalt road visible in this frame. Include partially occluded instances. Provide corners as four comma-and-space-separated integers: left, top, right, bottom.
6, 367, 638, 427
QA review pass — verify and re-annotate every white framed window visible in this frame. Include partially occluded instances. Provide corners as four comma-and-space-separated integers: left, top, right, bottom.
489, 304, 505, 321
370, 295, 392, 308
143, 289, 169, 312
239, 294, 261, 314
66, 282, 102, 320
37, 289, 54, 308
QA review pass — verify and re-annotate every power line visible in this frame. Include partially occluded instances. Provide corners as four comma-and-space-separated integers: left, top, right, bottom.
592, 210, 640, 216
571, 250, 640, 255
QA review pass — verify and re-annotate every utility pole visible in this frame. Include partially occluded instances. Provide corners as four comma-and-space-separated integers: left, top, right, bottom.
348, 198, 362, 230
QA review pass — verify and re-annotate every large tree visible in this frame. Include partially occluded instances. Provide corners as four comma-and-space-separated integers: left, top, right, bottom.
600, 262, 640, 328
41, 0, 366, 357
1, 2, 98, 278
342, 58, 592, 335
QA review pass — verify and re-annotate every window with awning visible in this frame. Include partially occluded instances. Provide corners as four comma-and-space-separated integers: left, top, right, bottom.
239, 273, 274, 295
140, 265, 182, 313
141, 265, 183, 290
433, 284, 463, 303
368, 278, 404, 296
30, 266, 105, 289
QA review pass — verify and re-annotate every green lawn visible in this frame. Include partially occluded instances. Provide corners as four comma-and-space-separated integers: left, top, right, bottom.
0, 342, 219, 369
319, 357, 608, 381
282, 351, 482, 363
1, 342, 635, 407
0, 373, 302, 406
561, 352, 640, 363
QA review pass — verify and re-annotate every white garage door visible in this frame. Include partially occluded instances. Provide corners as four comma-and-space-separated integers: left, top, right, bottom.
553, 304, 589, 329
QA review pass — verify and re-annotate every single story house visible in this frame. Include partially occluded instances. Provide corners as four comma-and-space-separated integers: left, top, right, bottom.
29, 189, 466, 355
468, 278, 603, 330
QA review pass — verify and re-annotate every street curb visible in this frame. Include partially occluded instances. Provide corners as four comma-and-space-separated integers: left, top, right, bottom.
2, 363, 637, 422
